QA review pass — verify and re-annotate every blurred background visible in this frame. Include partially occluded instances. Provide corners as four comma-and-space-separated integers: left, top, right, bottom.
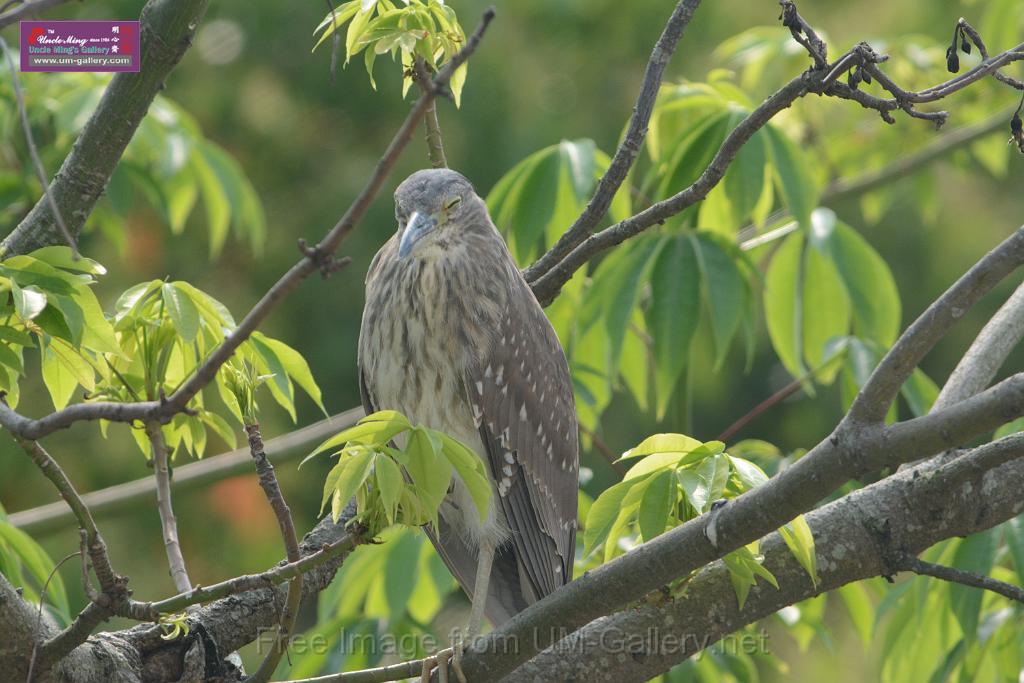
1, 0, 1023, 680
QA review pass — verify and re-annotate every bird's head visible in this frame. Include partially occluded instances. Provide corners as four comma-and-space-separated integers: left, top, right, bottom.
394, 169, 485, 260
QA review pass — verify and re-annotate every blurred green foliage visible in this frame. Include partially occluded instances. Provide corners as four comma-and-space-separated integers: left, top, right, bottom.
0, 0, 1023, 681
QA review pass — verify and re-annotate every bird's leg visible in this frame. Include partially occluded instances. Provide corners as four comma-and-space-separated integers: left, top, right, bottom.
451, 539, 495, 683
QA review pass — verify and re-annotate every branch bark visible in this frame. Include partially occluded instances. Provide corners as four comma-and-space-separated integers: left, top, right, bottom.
504, 435, 1024, 681
244, 422, 303, 683
0, 9, 496, 443
521, 0, 703, 286
146, 421, 192, 595
454, 227, 1024, 681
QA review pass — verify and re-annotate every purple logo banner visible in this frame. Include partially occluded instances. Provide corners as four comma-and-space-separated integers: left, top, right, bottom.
20, 20, 140, 73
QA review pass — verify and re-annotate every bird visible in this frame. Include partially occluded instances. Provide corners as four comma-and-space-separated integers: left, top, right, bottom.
357, 168, 579, 677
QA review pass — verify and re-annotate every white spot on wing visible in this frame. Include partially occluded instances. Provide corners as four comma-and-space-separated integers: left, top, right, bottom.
502, 464, 514, 476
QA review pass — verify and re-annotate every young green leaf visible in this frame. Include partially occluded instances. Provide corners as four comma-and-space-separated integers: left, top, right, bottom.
638, 469, 677, 541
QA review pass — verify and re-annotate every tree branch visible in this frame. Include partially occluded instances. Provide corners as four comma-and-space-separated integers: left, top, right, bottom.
0, 0, 76, 29
455, 227, 1024, 681
893, 554, 1024, 604
849, 227, 1024, 424
244, 422, 303, 683
0, 36, 77, 256
504, 434, 1024, 681
525, 0, 1024, 305
933, 280, 1024, 411
146, 421, 192, 595
1, 0, 210, 256
0, 9, 496, 442
521, 0, 703, 286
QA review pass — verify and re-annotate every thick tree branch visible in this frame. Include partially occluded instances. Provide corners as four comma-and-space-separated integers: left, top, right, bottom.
849, 227, 1024, 424
0, 9, 495, 443
933, 280, 1024, 411
455, 228, 1024, 681
0, 36, 77, 255
8, 408, 365, 536
1, 0, 210, 256
521, 0, 703, 285
506, 434, 1024, 681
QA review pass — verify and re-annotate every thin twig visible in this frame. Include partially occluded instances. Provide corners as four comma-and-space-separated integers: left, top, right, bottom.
0, 8, 496, 442
524, 0, 1024, 305
0, 0, 74, 29
716, 356, 840, 443
140, 525, 363, 619
894, 553, 1024, 604
287, 656, 427, 682
522, 0, 702, 285
146, 421, 192, 594
579, 424, 626, 476
24, 550, 79, 683
0, 36, 78, 257
244, 422, 303, 683
413, 59, 448, 168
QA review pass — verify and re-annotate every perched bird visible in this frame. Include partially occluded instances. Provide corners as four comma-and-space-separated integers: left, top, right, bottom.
357, 169, 579, 660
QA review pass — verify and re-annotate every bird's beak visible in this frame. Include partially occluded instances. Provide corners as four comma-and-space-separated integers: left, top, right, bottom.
398, 211, 437, 259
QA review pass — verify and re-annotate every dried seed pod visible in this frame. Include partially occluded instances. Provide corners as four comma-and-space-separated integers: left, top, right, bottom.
861, 68, 872, 84
848, 68, 862, 89
961, 37, 971, 54
946, 46, 960, 73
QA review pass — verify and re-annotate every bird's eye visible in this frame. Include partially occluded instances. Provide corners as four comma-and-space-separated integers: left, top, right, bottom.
444, 196, 462, 211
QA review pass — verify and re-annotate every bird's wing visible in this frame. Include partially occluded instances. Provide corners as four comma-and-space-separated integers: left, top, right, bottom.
466, 277, 579, 600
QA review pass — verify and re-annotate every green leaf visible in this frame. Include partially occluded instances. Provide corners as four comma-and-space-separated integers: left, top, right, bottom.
253, 334, 326, 414
581, 234, 663, 380
405, 427, 450, 513
10, 280, 47, 321
30, 247, 106, 275
817, 210, 901, 346
764, 231, 806, 378
765, 124, 819, 229
780, 514, 818, 585
161, 282, 200, 343
620, 433, 703, 460
638, 469, 676, 541
40, 340, 93, 410
374, 453, 404, 525
901, 368, 939, 418
584, 478, 639, 556
729, 455, 768, 490
801, 237, 850, 384
678, 468, 709, 513
720, 126, 768, 228
0, 520, 69, 623
302, 411, 411, 465
949, 530, 996, 641
694, 233, 748, 369
837, 582, 874, 648
646, 235, 700, 418
320, 459, 349, 514
437, 432, 490, 522
331, 448, 376, 522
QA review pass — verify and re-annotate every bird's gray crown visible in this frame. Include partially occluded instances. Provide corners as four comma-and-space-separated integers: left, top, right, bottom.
394, 168, 478, 216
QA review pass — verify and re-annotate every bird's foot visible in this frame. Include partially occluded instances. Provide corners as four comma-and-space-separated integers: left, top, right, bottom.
419, 644, 467, 683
